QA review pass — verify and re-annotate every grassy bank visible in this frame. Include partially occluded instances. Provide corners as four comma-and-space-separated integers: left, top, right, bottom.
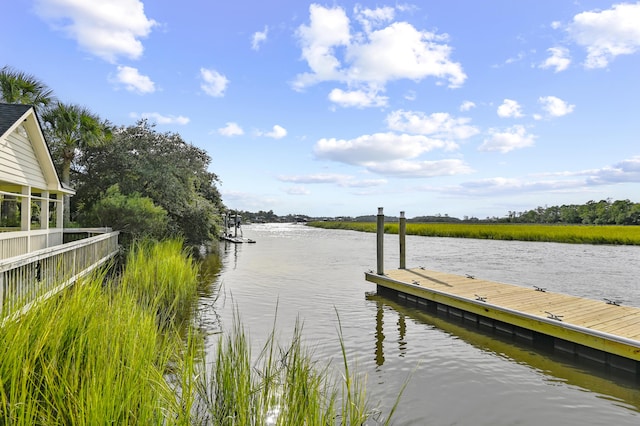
0, 239, 393, 424
308, 221, 640, 245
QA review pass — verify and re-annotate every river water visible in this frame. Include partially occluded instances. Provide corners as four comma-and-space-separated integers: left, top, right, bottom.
198, 223, 640, 425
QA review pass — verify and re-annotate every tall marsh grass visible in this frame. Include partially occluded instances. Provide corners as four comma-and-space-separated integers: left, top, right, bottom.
0, 239, 395, 425
308, 221, 640, 245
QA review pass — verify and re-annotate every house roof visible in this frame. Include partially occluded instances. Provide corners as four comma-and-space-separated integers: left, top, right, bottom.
0, 103, 31, 139
0, 103, 74, 195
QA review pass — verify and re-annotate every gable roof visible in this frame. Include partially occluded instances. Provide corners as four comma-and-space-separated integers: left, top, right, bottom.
0, 103, 31, 138
0, 103, 74, 195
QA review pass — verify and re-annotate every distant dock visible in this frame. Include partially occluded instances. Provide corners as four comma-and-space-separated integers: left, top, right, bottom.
365, 208, 640, 375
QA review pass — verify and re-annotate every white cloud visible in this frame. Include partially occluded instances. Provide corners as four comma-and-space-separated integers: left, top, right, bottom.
459, 100, 476, 112
252, 26, 268, 50
386, 110, 479, 140
479, 125, 536, 153
113, 65, 155, 94
218, 122, 244, 136
293, 4, 466, 107
538, 96, 575, 118
366, 159, 473, 178
497, 99, 524, 118
539, 47, 571, 72
433, 156, 640, 197
200, 68, 229, 97
354, 5, 395, 33
34, 0, 156, 63
261, 125, 287, 139
293, 4, 351, 88
585, 156, 640, 185
568, 2, 640, 68
137, 112, 189, 125
346, 22, 466, 88
284, 185, 311, 195
314, 132, 451, 164
278, 173, 388, 188
328, 88, 388, 108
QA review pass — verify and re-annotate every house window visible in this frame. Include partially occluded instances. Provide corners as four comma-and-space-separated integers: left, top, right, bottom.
0, 194, 21, 230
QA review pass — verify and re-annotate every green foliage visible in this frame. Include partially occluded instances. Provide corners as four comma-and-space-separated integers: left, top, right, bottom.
0, 65, 55, 111
79, 184, 168, 247
119, 239, 199, 327
73, 119, 224, 246
0, 271, 181, 425
504, 199, 640, 225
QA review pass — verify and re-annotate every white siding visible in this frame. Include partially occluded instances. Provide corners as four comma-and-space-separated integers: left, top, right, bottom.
0, 124, 47, 188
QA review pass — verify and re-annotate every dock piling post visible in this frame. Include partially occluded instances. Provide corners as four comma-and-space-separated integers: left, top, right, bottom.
377, 207, 384, 275
399, 211, 406, 269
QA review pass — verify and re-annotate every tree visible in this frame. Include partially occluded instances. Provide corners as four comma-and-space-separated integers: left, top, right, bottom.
73, 120, 224, 246
42, 102, 111, 224
0, 66, 55, 112
80, 184, 168, 248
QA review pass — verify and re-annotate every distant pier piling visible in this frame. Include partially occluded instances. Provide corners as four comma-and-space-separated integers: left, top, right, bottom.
376, 207, 384, 275
399, 211, 406, 269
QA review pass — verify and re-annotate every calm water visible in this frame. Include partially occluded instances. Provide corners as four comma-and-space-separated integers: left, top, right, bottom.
198, 223, 640, 425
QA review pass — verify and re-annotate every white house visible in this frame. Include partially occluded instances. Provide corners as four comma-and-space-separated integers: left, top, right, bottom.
0, 102, 119, 318
0, 103, 73, 258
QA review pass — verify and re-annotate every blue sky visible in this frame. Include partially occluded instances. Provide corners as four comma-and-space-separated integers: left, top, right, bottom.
3, 1, 640, 219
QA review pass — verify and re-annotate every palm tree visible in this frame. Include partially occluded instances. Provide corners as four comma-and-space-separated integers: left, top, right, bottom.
42, 102, 111, 224
0, 66, 55, 112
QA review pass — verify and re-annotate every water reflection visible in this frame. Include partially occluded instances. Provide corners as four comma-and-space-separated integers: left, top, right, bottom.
368, 292, 640, 413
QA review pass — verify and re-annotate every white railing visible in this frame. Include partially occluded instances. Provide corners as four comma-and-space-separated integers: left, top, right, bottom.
0, 231, 120, 319
0, 229, 65, 259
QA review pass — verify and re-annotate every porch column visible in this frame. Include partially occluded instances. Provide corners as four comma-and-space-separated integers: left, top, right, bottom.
20, 186, 31, 232
41, 191, 49, 230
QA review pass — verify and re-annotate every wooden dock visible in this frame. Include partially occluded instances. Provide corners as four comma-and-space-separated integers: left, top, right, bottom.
366, 208, 640, 375
366, 267, 640, 374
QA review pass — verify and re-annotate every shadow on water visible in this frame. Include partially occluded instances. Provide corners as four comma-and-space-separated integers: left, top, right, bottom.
366, 292, 640, 413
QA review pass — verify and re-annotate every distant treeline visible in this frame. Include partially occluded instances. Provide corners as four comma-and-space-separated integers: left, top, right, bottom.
498, 199, 640, 225
356, 199, 640, 225
238, 199, 640, 226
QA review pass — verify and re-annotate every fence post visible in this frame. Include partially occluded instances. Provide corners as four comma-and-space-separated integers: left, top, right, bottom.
376, 207, 384, 275
399, 211, 406, 269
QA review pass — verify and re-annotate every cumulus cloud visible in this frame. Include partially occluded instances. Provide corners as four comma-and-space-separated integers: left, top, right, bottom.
497, 99, 524, 118
459, 100, 476, 112
479, 125, 536, 153
252, 26, 268, 50
218, 122, 244, 136
260, 125, 287, 139
567, 2, 640, 68
34, 0, 156, 63
293, 4, 466, 107
538, 96, 575, 118
135, 112, 189, 125
200, 68, 229, 97
328, 88, 388, 108
540, 47, 571, 72
314, 132, 450, 164
312, 131, 472, 178
113, 65, 155, 94
386, 110, 479, 140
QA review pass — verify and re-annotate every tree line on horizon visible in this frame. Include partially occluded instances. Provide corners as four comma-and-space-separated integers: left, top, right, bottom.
1, 66, 225, 247
236, 199, 640, 226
